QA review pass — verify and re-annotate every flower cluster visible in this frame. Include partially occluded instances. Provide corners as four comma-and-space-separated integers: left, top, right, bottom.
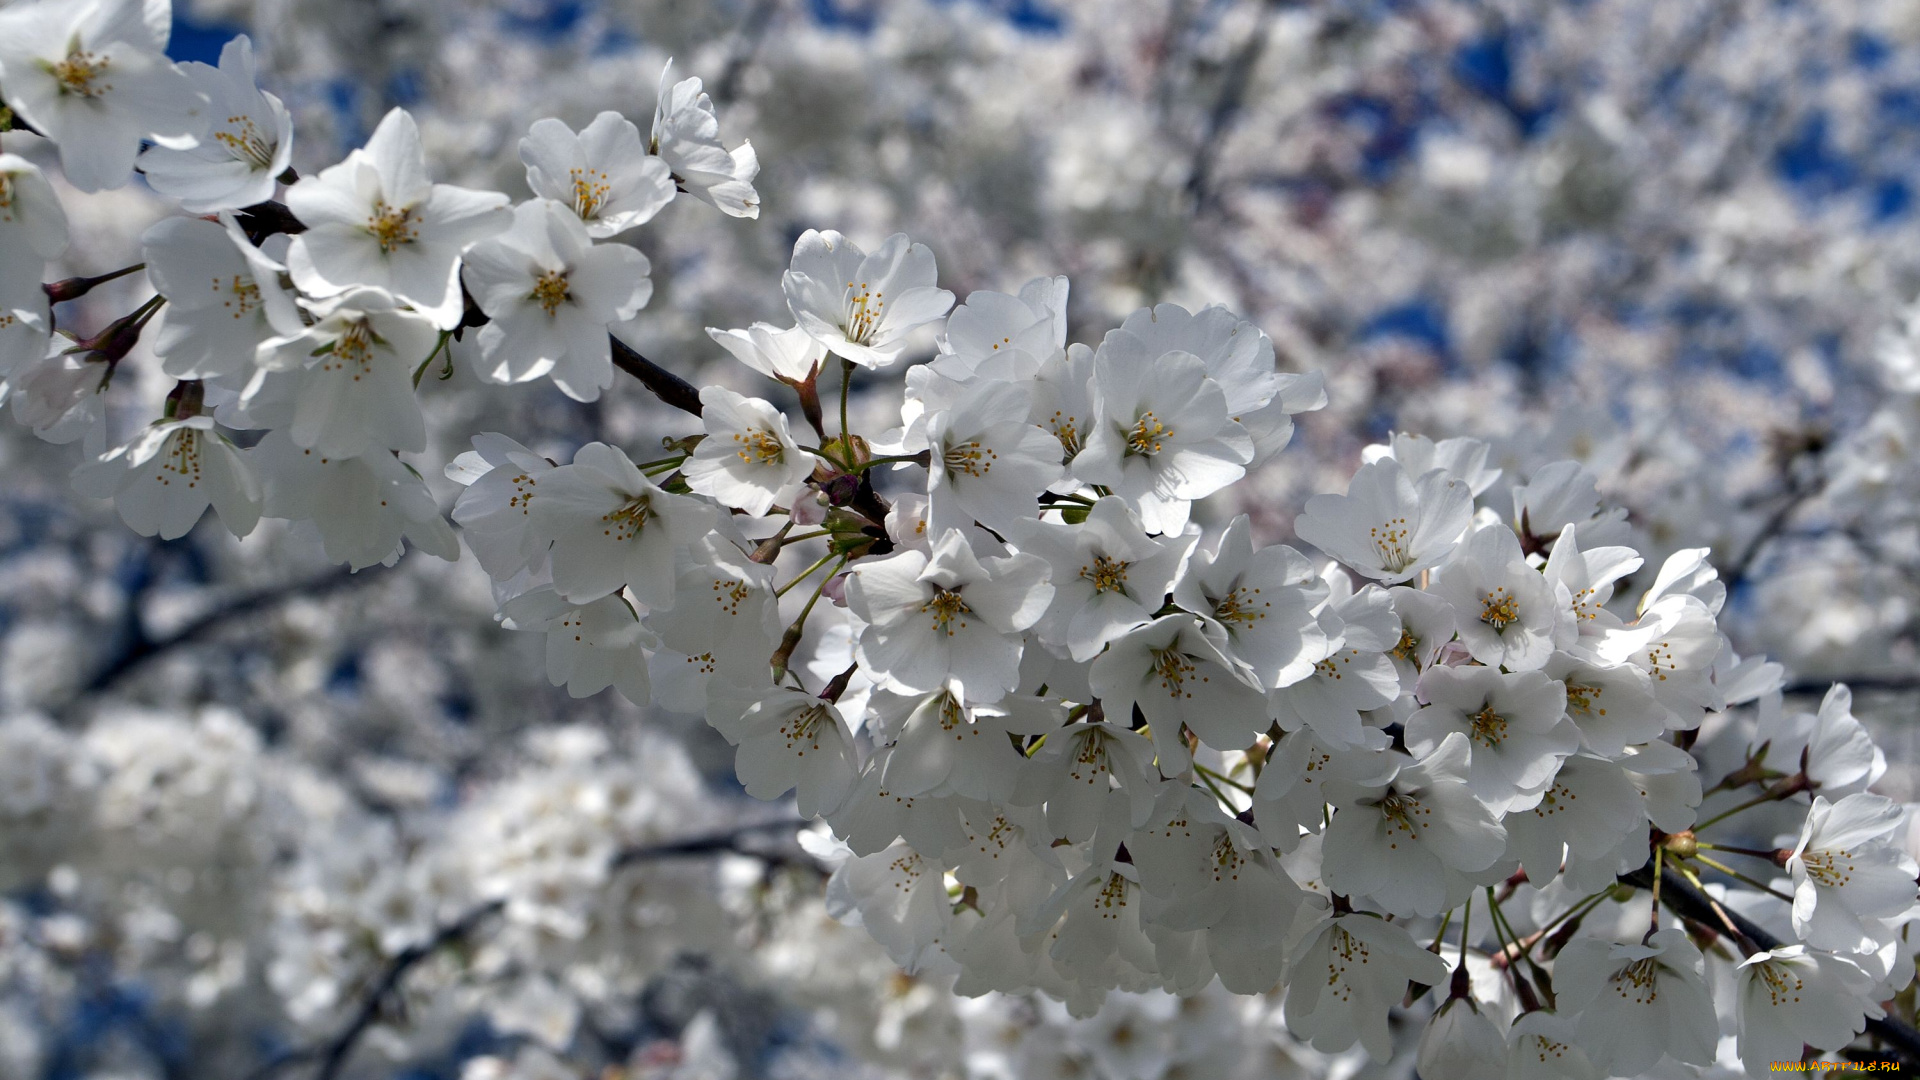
5, 3, 1920, 1078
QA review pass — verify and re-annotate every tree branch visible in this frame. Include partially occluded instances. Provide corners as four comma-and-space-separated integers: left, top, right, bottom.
611, 335, 704, 417
1624, 864, 1920, 1063
81, 565, 380, 696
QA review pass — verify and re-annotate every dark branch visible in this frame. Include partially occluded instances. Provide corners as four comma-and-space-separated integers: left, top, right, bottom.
1624, 864, 1920, 1063
250, 822, 817, 1080
310, 899, 507, 1080
610, 819, 817, 871
612, 335, 705, 417
1782, 676, 1920, 697
82, 565, 379, 696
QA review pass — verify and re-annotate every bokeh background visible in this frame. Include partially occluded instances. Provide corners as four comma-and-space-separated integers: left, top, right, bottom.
8, 0, 1920, 1076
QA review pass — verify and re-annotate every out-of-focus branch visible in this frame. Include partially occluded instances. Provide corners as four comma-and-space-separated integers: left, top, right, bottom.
713, 0, 782, 104
1185, 0, 1284, 212
1781, 676, 1920, 697
81, 564, 380, 697
611, 335, 706, 417
1722, 471, 1824, 594
610, 818, 818, 871
249, 822, 818, 1080
1623, 864, 1920, 1063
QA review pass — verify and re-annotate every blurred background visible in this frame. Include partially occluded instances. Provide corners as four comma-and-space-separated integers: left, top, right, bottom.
8, 0, 1920, 1076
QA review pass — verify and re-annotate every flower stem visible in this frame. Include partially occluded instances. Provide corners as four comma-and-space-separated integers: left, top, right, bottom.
776, 551, 839, 598
1691, 854, 1794, 902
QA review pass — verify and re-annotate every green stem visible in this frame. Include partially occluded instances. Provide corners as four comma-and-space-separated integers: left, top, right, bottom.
776, 551, 838, 598
1691, 854, 1795, 902
1694, 791, 1786, 832
837, 358, 855, 469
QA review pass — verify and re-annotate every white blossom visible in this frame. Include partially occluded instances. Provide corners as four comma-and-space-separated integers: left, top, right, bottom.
284, 107, 511, 328
519, 111, 673, 237
137, 35, 291, 212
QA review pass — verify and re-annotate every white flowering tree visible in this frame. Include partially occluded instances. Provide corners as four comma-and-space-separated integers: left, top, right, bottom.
6, 1, 1920, 1078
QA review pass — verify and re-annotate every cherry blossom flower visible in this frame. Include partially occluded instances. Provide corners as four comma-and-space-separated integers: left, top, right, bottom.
914, 379, 1063, 535
446, 433, 558, 581
1735, 945, 1880, 1077
528, 441, 715, 609
1283, 913, 1449, 1059
461, 198, 653, 401
1173, 516, 1329, 688
1415, 995, 1506, 1080
1087, 614, 1267, 768
72, 415, 260, 540
144, 213, 301, 381
1788, 794, 1920, 954
682, 386, 814, 516
284, 107, 511, 328
1407, 665, 1576, 812
1552, 928, 1718, 1075
1267, 578, 1401, 750
1363, 432, 1501, 495
1071, 328, 1252, 535
1294, 457, 1473, 583
1006, 496, 1194, 662
498, 587, 654, 704
1427, 523, 1559, 671
706, 685, 859, 817
251, 286, 438, 458
846, 528, 1053, 702
1320, 733, 1508, 916
0, 0, 207, 192
650, 60, 760, 219
251, 432, 457, 570
137, 35, 291, 212
519, 112, 673, 237
876, 689, 1060, 802
706, 321, 827, 386
782, 230, 955, 369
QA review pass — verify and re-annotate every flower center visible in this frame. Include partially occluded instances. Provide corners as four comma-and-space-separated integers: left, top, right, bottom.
1094, 872, 1129, 917
841, 281, 884, 344
778, 704, 831, 753
1069, 731, 1112, 783
943, 438, 998, 478
1048, 410, 1081, 459
1213, 585, 1267, 628
1124, 411, 1171, 456
318, 320, 377, 379
1390, 629, 1420, 662
1480, 587, 1520, 631
1468, 703, 1509, 747
1376, 790, 1431, 847
50, 50, 112, 98
213, 116, 277, 170
1752, 960, 1807, 1006
530, 270, 571, 315
569, 167, 612, 220
1801, 848, 1858, 889
1148, 647, 1196, 699
156, 430, 204, 489
505, 473, 537, 514
921, 588, 973, 635
1369, 517, 1413, 572
1079, 554, 1129, 594
1565, 681, 1606, 718
367, 199, 419, 253
1608, 957, 1660, 1004
731, 428, 786, 466
710, 577, 750, 615
600, 493, 654, 541
1210, 835, 1244, 883
215, 274, 261, 318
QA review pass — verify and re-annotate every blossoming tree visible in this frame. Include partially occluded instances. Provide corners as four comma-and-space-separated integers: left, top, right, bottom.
5, 1, 1920, 1078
